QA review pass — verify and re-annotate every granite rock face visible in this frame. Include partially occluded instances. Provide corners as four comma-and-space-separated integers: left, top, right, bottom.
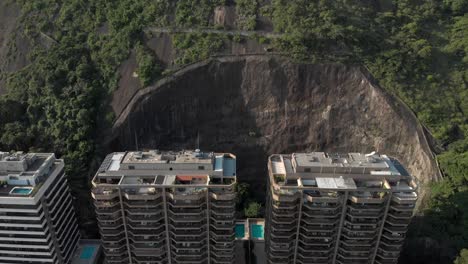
110, 55, 440, 206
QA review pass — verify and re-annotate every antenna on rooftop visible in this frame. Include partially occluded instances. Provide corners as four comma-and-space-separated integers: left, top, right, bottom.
196, 130, 200, 150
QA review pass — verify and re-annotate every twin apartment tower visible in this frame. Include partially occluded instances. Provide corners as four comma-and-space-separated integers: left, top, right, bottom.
0, 149, 418, 264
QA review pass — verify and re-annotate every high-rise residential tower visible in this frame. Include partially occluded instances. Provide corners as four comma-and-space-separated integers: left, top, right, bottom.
265, 152, 418, 264
0, 151, 80, 264
92, 150, 237, 264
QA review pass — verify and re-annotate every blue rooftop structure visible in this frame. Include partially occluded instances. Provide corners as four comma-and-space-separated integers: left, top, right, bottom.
214, 154, 236, 177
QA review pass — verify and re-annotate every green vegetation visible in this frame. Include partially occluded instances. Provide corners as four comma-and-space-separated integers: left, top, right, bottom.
173, 33, 225, 65
175, 0, 225, 27
236, 0, 258, 30
244, 201, 261, 218
135, 43, 161, 86
0, 0, 172, 231
235, 182, 250, 211
454, 249, 468, 264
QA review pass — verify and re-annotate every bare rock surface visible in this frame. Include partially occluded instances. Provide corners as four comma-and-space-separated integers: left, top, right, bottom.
111, 50, 142, 114
0, 2, 29, 94
110, 55, 440, 205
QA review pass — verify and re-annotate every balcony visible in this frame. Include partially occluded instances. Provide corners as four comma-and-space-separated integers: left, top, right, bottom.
271, 208, 299, 218
346, 209, 384, 218
98, 219, 124, 229
345, 215, 381, 224
302, 217, 340, 225
297, 242, 334, 253
127, 221, 165, 230
123, 199, 163, 208
392, 192, 417, 204
125, 208, 163, 215
270, 231, 296, 239
210, 191, 235, 201
168, 199, 206, 208
210, 230, 235, 240
272, 223, 296, 232
132, 254, 167, 263
92, 188, 118, 200
167, 187, 206, 201
304, 190, 340, 203
171, 228, 207, 236
94, 200, 120, 208
387, 211, 413, 219
127, 214, 164, 222
130, 241, 166, 250
129, 234, 166, 243
211, 209, 235, 217
385, 216, 411, 226
211, 200, 235, 208
348, 204, 384, 211
172, 253, 208, 264
349, 191, 386, 204
299, 234, 334, 246
97, 213, 122, 224
302, 209, 340, 218
123, 188, 160, 200
272, 189, 300, 202
210, 222, 234, 230
336, 253, 371, 263
381, 231, 406, 241
390, 204, 415, 211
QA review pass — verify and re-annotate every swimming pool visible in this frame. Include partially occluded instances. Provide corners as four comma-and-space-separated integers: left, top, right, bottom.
80, 246, 95, 260
10, 187, 33, 195
251, 224, 264, 239
235, 224, 245, 238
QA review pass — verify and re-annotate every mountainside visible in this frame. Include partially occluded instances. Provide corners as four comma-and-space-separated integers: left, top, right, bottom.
110, 55, 440, 206
0, 0, 466, 263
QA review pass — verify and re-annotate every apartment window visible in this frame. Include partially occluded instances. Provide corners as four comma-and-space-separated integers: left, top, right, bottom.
304, 168, 311, 172
198, 166, 205, 170
129, 166, 135, 170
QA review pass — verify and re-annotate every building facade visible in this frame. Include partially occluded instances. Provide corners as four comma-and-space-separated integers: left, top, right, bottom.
92, 150, 237, 264
0, 151, 80, 264
265, 152, 418, 264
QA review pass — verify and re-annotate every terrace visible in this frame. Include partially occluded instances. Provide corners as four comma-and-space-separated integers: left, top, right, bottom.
0, 152, 57, 198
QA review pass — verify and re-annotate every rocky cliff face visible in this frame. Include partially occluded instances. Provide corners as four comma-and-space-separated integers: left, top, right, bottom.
110, 55, 440, 205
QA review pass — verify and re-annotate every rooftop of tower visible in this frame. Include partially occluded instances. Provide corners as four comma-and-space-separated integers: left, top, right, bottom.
0, 151, 61, 198
93, 149, 236, 187
268, 151, 417, 194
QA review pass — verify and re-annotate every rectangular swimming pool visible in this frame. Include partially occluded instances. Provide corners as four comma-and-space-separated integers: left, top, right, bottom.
251, 224, 264, 239
235, 224, 245, 238
80, 246, 95, 260
10, 187, 33, 195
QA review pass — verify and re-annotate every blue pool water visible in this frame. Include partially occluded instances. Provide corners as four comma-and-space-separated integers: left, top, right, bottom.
251, 224, 264, 239
80, 246, 95, 259
11, 187, 33, 195
235, 224, 245, 238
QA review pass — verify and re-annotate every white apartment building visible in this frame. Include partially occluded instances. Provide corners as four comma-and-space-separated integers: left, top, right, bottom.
0, 151, 80, 264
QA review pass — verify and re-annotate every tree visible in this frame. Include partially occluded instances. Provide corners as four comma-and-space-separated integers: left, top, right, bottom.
244, 202, 261, 218
454, 249, 468, 264
235, 182, 250, 210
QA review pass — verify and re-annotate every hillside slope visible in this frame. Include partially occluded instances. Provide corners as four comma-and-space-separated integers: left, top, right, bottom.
110, 55, 440, 206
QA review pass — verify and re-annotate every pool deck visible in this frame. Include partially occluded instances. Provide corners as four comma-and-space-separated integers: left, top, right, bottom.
71, 239, 102, 264
235, 218, 265, 241
248, 218, 265, 241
